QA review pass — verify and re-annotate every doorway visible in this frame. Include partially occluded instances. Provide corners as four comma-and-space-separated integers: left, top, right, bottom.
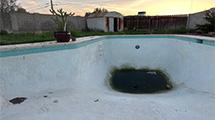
114, 18, 118, 32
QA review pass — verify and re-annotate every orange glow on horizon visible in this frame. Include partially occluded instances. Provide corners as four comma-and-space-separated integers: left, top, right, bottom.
20, 0, 215, 16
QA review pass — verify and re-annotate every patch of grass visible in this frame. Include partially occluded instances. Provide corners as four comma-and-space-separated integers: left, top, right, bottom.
71, 30, 160, 37
0, 32, 55, 45
202, 34, 215, 37
151, 27, 188, 34
71, 28, 188, 37
71, 30, 126, 37
203, 34, 215, 37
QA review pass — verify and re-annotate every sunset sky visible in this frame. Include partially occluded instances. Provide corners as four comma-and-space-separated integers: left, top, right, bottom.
18, 0, 215, 16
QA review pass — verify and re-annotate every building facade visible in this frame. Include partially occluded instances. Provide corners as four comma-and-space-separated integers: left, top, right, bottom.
86, 12, 124, 32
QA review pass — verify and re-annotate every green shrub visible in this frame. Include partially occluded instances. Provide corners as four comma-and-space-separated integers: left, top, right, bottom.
0, 30, 8, 35
151, 27, 188, 34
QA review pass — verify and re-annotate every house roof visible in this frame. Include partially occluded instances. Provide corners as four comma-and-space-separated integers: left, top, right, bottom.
191, 7, 215, 15
87, 11, 123, 18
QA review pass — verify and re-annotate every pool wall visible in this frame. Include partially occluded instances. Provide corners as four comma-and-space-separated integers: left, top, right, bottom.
0, 40, 108, 99
104, 37, 215, 93
0, 35, 215, 103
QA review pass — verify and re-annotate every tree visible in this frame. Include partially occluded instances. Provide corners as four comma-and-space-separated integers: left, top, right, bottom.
16, 7, 27, 13
0, 0, 18, 13
196, 8, 215, 33
85, 8, 108, 17
92, 8, 108, 14
49, 0, 75, 31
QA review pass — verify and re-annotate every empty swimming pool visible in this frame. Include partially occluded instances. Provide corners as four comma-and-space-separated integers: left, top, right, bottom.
0, 35, 215, 120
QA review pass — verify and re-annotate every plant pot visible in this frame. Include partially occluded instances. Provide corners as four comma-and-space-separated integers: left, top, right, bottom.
54, 31, 71, 42
71, 35, 76, 41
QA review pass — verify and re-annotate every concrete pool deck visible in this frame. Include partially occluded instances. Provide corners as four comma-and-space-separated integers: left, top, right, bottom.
0, 35, 215, 120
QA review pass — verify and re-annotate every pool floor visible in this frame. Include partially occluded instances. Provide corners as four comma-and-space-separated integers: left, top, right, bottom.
1, 84, 215, 120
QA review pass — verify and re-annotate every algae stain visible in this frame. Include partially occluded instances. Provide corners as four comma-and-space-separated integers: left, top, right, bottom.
109, 67, 173, 94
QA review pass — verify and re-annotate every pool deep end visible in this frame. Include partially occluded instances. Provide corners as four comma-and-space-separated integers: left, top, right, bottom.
110, 68, 172, 93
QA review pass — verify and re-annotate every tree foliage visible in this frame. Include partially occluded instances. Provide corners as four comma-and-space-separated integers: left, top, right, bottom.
16, 7, 27, 13
85, 8, 108, 17
93, 8, 108, 14
0, 0, 18, 13
196, 9, 215, 33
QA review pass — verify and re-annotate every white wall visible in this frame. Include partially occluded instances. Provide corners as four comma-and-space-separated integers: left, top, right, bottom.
87, 18, 105, 31
87, 16, 123, 32
109, 18, 114, 32
0, 12, 86, 33
0, 13, 3, 31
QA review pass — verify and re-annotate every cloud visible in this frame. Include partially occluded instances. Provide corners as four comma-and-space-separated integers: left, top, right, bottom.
18, 0, 40, 8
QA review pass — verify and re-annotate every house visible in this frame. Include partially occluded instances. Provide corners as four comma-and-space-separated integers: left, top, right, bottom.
86, 11, 123, 32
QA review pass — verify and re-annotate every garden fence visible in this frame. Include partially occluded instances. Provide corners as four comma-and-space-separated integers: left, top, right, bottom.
124, 15, 188, 31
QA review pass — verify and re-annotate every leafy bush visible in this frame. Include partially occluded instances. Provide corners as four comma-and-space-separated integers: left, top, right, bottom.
0, 30, 8, 35
151, 27, 187, 34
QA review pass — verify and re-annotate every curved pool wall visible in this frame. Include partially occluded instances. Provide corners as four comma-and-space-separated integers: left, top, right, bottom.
105, 36, 215, 93
0, 38, 107, 98
0, 35, 215, 119
0, 35, 215, 98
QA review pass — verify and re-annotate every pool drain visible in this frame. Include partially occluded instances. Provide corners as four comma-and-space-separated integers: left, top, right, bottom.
135, 45, 140, 49
109, 68, 172, 93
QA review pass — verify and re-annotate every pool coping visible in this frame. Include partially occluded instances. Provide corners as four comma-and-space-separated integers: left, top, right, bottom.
0, 34, 214, 52
0, 36, 103, 51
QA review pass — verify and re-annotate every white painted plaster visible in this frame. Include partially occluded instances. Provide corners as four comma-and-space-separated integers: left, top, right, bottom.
86, 11, 123, 32
87, 18, 105, 31
109, 18, 114, 32
0, 35, 215, 120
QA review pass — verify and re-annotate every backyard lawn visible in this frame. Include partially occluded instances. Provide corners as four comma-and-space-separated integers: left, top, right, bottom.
0, 31, 130, 45
0, 32, 55, 45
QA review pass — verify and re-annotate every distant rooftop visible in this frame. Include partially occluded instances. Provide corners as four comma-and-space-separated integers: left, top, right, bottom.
87, 11, 123, 18
190, 7, 215, 15
138, 11, 146, 16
